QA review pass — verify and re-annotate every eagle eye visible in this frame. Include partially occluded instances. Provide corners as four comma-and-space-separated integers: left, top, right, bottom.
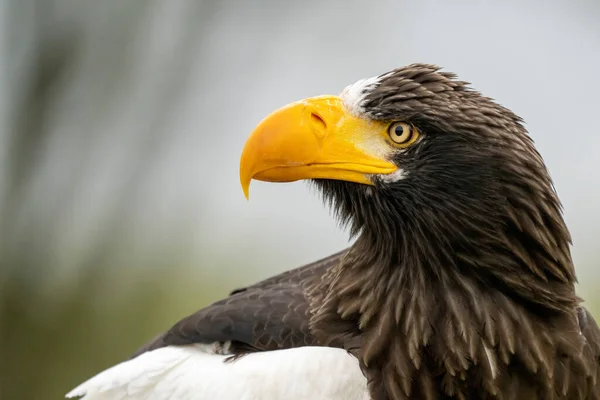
387, 122, 419, 148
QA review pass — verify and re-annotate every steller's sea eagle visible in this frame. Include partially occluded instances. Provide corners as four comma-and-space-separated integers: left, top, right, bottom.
67, 64, 600, 400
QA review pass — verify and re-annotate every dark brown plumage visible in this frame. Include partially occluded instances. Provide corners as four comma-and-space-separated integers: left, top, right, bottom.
135, 64, 600, 399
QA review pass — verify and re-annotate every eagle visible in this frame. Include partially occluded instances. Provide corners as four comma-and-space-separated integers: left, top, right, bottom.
67, 64, 600, 400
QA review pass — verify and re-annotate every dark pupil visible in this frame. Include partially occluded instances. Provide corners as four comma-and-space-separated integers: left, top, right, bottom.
394, 125, 405, 137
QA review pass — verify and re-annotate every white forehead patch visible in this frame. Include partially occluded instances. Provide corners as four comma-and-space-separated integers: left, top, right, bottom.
340, 75, 383, 117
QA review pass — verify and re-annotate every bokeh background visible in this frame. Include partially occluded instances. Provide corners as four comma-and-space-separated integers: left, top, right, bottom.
1, 0, 599, 398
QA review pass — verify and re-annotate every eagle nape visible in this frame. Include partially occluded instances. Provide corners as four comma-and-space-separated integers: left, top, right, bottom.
67, 64, 600, 400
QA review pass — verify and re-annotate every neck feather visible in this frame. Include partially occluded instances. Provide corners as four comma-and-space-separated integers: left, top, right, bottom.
308, 175, 582, 398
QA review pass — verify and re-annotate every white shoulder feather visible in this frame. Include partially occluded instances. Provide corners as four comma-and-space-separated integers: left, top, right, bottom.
66, 344, 368, 400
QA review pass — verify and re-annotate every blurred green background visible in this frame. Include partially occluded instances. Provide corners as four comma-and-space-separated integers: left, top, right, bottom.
1, 1, 599, 399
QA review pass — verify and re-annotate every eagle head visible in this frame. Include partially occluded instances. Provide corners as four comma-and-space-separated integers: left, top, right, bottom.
240, 63, 576, 312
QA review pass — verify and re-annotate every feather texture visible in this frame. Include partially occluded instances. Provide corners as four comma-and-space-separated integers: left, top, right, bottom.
67, 345, 368, 400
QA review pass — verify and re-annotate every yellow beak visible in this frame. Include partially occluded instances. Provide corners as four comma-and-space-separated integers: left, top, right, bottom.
239, 95, 398, 199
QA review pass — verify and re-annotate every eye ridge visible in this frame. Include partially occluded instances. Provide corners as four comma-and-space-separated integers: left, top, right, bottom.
387, 122, 418, 147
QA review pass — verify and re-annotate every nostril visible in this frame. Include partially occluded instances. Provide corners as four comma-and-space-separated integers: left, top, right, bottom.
310, 112, 326, 129
310, 112, 327, 138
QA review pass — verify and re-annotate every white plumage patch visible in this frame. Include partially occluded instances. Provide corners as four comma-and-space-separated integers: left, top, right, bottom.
378, 168, 407, 183
66, 345, 368, 400
340, 75, 382, 117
